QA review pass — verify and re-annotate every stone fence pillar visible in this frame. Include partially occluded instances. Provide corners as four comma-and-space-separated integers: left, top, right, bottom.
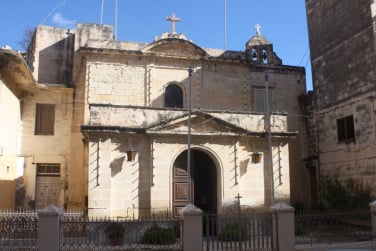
38, 204, 64, 251
181, 204, 203, 251
271, 202, 295, 251
370, 201, 376, 240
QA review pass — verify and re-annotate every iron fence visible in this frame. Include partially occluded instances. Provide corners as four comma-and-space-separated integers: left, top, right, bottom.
0, 209, 38, 251
203, 212, 275, 251
0, 208, 84, 251
60, 216, 182, 251
124, 207, 172, 219
295, 208, 373, 245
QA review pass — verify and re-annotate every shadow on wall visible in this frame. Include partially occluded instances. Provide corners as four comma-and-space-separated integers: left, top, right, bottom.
14, 176, 35, 209
110, 156, 125, 177
37, 34, 74, 86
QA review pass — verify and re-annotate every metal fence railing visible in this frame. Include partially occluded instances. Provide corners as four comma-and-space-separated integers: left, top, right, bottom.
295, 208, 373, 245
2, 206, 375, 250
60, 216, 182, 251
0, 209, 38, 251
0, 208, 85, 251
203, 212, 275, 251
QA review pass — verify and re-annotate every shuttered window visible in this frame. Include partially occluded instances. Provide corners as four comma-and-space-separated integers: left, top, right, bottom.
255, 89, 273, 113
165, 84, 183, 108
337, 115, 355, 142
35, 103, 55, 135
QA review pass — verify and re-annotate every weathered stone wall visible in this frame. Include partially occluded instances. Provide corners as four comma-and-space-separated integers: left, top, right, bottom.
316, 92, 376, 188
88, 105, 289, 133
305, 0, 376, 199
306, 0, 376, 109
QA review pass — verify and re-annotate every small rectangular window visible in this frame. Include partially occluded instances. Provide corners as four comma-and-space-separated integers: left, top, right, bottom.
37, 163, 61, 176
255, 88, 273, 113
337, 115, 355, 142
35, 103, 55, 135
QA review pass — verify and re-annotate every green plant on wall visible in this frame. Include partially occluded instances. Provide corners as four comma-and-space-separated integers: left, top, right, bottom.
105, 222, 125, 245
318, 176, 375, 209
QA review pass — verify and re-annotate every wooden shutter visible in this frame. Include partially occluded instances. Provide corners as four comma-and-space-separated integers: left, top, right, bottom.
255, 89, 273, 113
35, 104, 55, 135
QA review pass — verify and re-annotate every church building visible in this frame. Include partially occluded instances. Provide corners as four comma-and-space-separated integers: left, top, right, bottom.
1, 14, 308, 216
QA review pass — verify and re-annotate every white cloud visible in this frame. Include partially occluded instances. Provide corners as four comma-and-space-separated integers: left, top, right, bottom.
51, 13, 75, 27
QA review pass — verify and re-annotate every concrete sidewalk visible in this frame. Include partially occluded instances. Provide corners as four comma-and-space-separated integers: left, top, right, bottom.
295, 241, 374, 251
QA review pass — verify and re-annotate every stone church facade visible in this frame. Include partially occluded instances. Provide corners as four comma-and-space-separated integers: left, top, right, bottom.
1, 17, 309, 215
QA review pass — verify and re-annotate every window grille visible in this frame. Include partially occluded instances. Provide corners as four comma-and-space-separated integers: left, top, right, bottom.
36, 163, 60, 176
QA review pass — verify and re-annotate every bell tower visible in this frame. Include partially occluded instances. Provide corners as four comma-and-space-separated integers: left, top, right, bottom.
245, 24, 282, 65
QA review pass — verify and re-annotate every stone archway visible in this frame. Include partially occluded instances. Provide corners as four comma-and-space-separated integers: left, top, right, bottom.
172, 149, 217, 217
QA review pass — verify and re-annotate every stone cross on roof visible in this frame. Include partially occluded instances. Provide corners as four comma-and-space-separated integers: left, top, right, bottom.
166, 13, 181, 34
255, 24, 262, 36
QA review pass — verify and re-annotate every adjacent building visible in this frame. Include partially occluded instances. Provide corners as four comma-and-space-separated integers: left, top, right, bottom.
304, 0, 376, 204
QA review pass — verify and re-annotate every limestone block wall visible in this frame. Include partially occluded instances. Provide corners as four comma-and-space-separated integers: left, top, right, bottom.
86, 131, 292, 217
84, 54, 306, 113
88, 105, 289, 134
197, 63, 247, 110
87, 134, 153, 217
87, 61, 146, 106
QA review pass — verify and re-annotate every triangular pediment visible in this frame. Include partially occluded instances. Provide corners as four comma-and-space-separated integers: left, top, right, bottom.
143, 38, 207, 58
146, 111, 249, 136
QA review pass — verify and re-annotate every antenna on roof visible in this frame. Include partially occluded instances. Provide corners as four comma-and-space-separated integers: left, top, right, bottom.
100, 0, 104, 24
114, 0, 118, 38
224, 0, 227, 50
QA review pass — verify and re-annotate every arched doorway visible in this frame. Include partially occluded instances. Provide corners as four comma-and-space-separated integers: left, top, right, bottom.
172, 149, 217, 217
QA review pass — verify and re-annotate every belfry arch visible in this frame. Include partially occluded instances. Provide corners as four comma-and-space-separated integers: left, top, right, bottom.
172, 148, 219, 217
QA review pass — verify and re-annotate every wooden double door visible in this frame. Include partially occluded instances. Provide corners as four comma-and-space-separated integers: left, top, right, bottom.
172, 149, 217, 217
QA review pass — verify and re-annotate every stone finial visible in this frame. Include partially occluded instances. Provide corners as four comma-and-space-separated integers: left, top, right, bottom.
370, 200, 376, 207
255, 24, 262, 36
1, 45, 12, 50
39, 204, 64, 215
270, 201, 295, 211
181, 203, 203, 215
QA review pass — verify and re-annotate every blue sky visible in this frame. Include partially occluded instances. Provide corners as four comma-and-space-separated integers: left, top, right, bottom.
0, 0, 312, 90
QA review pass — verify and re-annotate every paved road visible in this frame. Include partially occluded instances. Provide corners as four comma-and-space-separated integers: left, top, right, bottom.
329, 250, 372, 251
296, 242, 374, 251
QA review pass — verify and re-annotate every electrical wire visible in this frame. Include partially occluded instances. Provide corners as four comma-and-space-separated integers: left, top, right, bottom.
40, 0, 66, 25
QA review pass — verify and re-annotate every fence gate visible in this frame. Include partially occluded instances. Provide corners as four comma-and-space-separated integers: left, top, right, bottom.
203, 213, 275, 251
